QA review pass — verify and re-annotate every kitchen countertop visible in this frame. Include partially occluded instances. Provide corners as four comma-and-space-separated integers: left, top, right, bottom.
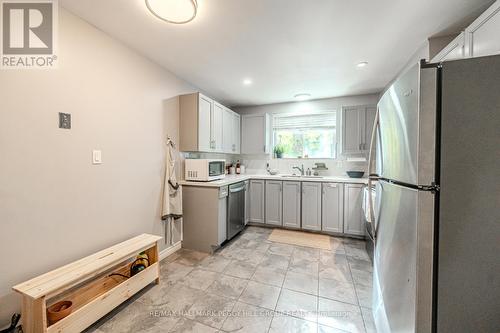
179, 174, 369, 187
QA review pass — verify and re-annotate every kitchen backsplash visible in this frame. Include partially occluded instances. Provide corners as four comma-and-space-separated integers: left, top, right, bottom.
182, 152, 368, 177
241, 156, 367, 176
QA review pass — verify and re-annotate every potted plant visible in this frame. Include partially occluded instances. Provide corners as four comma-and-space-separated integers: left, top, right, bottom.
274, 144, 285, 158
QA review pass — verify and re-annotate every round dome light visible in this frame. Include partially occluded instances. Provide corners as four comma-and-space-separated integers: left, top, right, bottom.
145, 0, 198, 24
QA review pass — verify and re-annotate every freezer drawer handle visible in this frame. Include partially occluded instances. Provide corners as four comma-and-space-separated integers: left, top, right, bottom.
367, 106, 380, 242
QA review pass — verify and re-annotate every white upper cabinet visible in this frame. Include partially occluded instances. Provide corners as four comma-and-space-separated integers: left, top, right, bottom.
241, 114, 271, 154
179, 93, 240, 153
198, 94, 212, 152
232, 113, 241, 154
222, 107, 234, 153
212, 102, 224, 151
465, 1, 500, 58
432, 1, 500, 62
342, 105, 376, 155
223, 108, 241, 154
365, 106, 376, 152
431, 33, 465, 63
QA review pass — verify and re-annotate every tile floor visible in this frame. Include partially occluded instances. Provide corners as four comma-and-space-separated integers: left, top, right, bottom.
86, 226, 376, 333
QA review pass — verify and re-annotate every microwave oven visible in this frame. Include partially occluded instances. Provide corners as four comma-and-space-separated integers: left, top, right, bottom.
185, 159, 226, 182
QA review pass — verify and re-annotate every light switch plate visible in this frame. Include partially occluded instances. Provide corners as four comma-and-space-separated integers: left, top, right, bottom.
92, 150, 102, 164
59, 113, 71, 129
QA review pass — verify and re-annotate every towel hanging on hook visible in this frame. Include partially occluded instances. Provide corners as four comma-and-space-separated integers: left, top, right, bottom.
166, 136, 176, 149
162, 135, 182, 220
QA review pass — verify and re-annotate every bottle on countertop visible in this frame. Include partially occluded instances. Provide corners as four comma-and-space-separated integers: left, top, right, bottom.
306, 168, 312, 176
236, 160, 241, 174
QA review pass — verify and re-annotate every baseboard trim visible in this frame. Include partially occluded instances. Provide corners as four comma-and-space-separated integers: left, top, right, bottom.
159, 242, 182, 261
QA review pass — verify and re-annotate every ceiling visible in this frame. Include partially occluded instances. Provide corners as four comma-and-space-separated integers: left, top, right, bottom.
60, 0, 493, 106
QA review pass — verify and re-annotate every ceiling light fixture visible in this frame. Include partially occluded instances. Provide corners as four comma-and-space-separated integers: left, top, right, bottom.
294, 93, 311, 101
243, 79, 253, 86
145, 0, 198, 24
357, 61, 368, 68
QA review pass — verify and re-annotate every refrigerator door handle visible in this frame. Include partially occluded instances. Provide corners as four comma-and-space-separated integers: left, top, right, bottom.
367, 106, 380, 232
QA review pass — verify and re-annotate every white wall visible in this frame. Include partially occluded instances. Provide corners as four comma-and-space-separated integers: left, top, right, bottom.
0, 9, 195, 326
234, 94, 380, 176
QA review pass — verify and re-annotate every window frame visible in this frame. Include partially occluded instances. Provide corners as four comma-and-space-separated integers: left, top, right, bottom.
271, 110, 339, 160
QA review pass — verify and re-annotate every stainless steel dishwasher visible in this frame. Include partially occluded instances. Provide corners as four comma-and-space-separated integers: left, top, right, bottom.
227, 181, 246, 240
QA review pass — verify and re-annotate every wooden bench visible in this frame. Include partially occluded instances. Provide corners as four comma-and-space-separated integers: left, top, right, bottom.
12, 234, 162, 333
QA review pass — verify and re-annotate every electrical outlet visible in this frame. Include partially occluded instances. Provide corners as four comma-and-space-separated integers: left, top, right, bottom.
59, 113, 71, 129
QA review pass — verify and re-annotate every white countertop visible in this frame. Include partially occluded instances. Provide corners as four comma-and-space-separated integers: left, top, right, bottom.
179, 174, 368, 187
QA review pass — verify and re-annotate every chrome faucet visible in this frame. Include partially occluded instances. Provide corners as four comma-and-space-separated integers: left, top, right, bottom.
292, 164, 305, 176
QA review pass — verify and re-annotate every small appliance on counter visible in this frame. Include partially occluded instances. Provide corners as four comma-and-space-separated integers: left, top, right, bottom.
185, 159, 225, 182
312, 162, 328, 176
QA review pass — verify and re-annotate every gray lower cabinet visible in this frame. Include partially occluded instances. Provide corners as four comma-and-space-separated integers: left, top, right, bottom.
249, 179, 265, 223
265, 180, 283, 226
182, 186, 227, 253
344, 183, 364, 236
244, 180, 250, 224
282, 181, 301, 228
301, 182, 322, 231
322, 183, 344, 233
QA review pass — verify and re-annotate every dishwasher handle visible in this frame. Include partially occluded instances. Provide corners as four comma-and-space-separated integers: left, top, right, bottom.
229, 183, 246, 193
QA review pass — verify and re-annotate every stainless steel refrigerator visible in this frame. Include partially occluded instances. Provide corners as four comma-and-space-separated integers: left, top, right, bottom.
367, 55, 500, 333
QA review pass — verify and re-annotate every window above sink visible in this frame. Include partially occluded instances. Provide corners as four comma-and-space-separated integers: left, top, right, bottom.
272, 111, 337, 159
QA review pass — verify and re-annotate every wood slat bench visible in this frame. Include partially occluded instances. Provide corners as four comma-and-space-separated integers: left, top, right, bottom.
12, 234, 162, 333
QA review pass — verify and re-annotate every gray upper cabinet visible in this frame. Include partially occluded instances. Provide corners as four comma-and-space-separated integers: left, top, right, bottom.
249, 179, 265, 223
464, 1, 500, 58
265, 181, 283, 226
342, 105, 376, 155
322, 183, 344, 233
344, 183, 364, 236
179, 93, 240, 153
301, 182, 321, 231
241, 114, 271, 154
282, 181, 301, 228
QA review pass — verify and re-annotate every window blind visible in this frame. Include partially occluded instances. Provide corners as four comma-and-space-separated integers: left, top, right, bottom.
273, 112, 336, 129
